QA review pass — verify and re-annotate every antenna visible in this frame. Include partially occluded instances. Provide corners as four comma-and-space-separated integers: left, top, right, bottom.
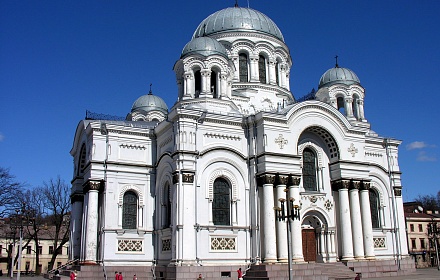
335, 55, 339, 68
149, 83, 153, 95
247, 0, 250, 8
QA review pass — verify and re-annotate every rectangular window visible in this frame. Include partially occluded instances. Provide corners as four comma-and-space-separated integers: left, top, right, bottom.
411, 239, 416, 249
37, 246, 42, 254
57, 261, 62, 268
419, 224, 423, 232
26, 246, 31, 254
421, 239, 425, 249
410, 224, 414, 232
49, 246, 54, 254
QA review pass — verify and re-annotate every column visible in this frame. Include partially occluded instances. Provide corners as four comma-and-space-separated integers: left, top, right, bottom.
70, 194, 84, 260
184, 72, 193, 99
268, 59, 277, 85
349, 181, 365, 259
326, 231, 332, 261
279, 64, 286, 88
319, 229, 326, 258
231, 56, 239, 81
200, 70, 211, 97
84, 181, 101, 264
394, 186, 408, 255
249, 55, 259, 82
359, 182, 375, 259
338, 180, 354, 261
220, 74, 227, 99
289, 176, 304, 262
358, 99, 366, 120
345, 97, 354, 119
276, 184, 288, 262
261, 174, 277, 263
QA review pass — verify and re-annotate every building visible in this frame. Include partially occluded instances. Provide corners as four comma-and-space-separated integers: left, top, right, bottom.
0, 222, 69, 275
404, 202, 440, 268
70, 4, 413, 279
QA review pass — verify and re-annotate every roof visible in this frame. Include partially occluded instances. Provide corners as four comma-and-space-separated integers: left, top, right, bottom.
318, 66, 361, 88
193, 7, 284, 42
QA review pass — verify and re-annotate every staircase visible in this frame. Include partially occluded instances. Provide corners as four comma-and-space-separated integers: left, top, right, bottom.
52, 265, 154, 280
316, 262, 356, 280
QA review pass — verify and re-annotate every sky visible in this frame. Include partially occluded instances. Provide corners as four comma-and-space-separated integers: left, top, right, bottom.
0, 0, 439, 202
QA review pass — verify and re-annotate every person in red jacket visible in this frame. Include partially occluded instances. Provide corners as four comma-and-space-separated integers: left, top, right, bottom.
237, 268, 243, 279
118, 272, 124, 280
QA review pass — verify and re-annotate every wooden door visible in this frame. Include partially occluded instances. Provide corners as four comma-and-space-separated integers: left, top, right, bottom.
302, 229, 317, 262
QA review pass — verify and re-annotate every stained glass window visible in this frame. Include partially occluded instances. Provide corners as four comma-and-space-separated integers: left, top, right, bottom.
239, 53, 248, 82
259, 55, 267, 84
213, 178, 230, 225
122, 191, 138, 229
303, 148, 317, 191
369, 189, 380, 229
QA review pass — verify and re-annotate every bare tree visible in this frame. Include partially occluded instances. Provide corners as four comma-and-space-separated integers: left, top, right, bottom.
0, 167, 24, 216
415, 191, 440, 211
41, 177, 71, 271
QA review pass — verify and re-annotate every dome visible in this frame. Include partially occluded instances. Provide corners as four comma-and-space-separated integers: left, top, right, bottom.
318, 66, 361, 88
131, 92, 168, 115
181, 37, 228, 59
192, 7, 284, 42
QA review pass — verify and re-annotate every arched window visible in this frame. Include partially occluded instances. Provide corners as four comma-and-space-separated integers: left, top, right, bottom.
213, 178, 231, 225
369, 189, 380, 229
239, 53, 248, 82
275, 61, 280, 85
258, 55, 267, 84
163, 184, 171, 228
302, 148, 318, 191
337, 96, 345, 115
352, 95, 359, 119
122, 191, 138, 229
194, 70, 201, 98
77, 144, 86, 176
211, 70, 217, 98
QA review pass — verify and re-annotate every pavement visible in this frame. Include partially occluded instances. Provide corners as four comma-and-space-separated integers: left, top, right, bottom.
1, 268, 439, 279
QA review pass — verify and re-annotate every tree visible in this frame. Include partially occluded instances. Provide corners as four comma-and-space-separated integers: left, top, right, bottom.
41, 177, 71, 271
0, 167, 24, 216
415, 191, 440, 211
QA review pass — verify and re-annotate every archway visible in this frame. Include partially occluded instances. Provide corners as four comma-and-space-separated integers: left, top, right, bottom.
302, 211, 329, 263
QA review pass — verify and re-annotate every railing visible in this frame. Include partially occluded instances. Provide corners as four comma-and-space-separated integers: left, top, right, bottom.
151, 261, 156, 280
47, 259, 79, 278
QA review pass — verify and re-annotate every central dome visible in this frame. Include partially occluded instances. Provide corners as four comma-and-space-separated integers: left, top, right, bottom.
192, 7, 284, 42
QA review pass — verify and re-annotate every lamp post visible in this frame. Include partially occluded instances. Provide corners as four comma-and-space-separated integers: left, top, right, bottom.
274, 188, 301, 280
10, 204, 32, 280
428, 221, 440, 271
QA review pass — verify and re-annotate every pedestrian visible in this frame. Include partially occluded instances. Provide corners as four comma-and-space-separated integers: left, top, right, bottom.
237, 267, 243, 280
133, 274, 137, 280
70, 270, 77, 280
197, 273, 203, 279
119, 271, 124, 280
115, 271, 119, 280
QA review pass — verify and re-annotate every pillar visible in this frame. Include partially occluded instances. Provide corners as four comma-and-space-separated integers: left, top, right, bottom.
260, 174, 277, 263
349, 181, 365, 259
200, 70, 211, 96
268, 59, 277, 85
249, 55, 259, 82
338, 180, 354, 261
289, 176, 304, 262
359, 182, 375, 259
84, 181, 101, 264
70, 194, 84, 260
276, 184, 288, 262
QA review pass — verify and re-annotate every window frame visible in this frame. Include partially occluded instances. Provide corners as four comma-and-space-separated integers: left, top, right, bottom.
212, 178, 231, 226
122, 190, 138, 230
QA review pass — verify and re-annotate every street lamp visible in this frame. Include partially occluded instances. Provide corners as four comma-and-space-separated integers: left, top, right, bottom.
428, 221, 440, 271
10, 204, 33, 280
274, 189, 301, 280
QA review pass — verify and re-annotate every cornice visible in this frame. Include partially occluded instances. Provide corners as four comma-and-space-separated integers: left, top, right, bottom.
92, 128, 155, 138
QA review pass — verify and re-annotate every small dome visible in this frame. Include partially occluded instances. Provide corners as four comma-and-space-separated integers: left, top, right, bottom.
193, 7, 284, 42
131, 92, 168, 115
318, 66, 361, 88
181, 37, 228, 59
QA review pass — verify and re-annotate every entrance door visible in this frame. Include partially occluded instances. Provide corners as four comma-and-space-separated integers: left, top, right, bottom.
302, 229, 317, 262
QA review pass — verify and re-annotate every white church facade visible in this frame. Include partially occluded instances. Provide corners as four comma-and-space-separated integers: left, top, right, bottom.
70, 4, 414, 279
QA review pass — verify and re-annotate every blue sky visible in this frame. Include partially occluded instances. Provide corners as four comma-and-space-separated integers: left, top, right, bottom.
0, 0, 439, 202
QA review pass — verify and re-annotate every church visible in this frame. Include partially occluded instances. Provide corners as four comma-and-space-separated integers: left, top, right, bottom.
70, 3, 414, 279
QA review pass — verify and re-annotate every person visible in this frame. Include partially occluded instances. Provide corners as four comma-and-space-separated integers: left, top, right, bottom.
55, 269, 60, 276
115, 271, 119, 280
197, 273, 203, 279
70, 270, 77, 280
133, 274, 137, 280
237, 267, 243, 280
118, 271, 124, 280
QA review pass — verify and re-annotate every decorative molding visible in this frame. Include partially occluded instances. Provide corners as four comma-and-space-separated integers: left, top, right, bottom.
257, 174, 276, 185
119, 144, 147, 150
172, 172, 195, 184
208, 169, 238, 201
118, 185, 145, 206
348, 143, 358, 157
161, 238, 171, 252
365, 152, 383, 157
117, 239, 143, 252
393, 186, 402, 197
83, 180, 104, 192
373, 237, 386, 248
204, 132, 241, 141
275, 134, 288, 149
324, 200, 333, 211
210, 236, 236, 251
